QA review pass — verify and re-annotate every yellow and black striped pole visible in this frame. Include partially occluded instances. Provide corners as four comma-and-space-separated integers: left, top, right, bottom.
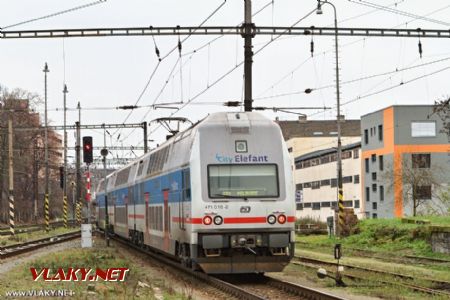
338, 188, 345, 236
8, 116, 15, 236
76, 201, 81, 224
44, 193, 50, 232
63, 195, 68, 228
9, 193, 15, 236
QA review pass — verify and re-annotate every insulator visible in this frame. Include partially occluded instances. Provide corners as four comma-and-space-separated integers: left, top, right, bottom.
178, 39, 182, 53
155, 46, 160, 58
310, 40, 314, 57
418, 40, 423, 58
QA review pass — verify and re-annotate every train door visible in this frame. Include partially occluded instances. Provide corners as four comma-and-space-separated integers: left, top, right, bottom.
144, 191, 150, 245
163, 188, 170, 251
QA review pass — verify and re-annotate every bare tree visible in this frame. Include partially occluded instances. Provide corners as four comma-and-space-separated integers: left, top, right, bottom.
0, 85, 63, 223
382, 156, 447, 216
432, 97, 450, 141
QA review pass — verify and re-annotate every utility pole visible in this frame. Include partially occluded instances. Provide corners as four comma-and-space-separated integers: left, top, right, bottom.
8, 115, 15, 236
101, 128, 109, 247
243, 0, 255, 112
317, 0, 344, 236
75, 101, 81, 222
143, 121, 148, 153
43, 63, 50, 232
63, 84, 68, 228
33, 139, 38, 223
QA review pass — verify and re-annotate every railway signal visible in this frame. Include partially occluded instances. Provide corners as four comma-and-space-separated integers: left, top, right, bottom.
83, 136, 93, 164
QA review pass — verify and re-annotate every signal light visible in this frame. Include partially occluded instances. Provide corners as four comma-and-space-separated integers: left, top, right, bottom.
267, 214, 276, 225
59, 166, 64, 189
83, 136, 93, 164
277, 214, 287, 224
203, 216, 213, 225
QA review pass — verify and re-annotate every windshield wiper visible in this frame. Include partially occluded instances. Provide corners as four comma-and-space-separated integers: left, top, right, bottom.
212, 194, 248, 200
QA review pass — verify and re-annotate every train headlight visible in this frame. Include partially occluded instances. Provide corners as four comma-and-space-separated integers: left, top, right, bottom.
267, 214, 276, 225
203, 216, 213, 225
277, 214, 287, 224
213, 216, 223, 225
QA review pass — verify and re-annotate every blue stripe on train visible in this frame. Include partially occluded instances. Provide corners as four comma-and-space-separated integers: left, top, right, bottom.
97, 168, 190, 207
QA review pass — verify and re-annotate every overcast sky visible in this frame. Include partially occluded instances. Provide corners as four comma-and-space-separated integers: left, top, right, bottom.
1, 0, 449, 164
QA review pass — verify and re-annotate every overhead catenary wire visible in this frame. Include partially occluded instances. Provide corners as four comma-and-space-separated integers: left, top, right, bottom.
1, 0, 107, 30
254, 54, 450, 101
307, 64, 450, 118
348, 0, 450, 27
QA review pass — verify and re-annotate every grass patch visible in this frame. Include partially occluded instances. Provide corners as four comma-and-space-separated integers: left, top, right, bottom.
0, 244, 188, 299
297, 217, 450, 259
0, 227, 80, 246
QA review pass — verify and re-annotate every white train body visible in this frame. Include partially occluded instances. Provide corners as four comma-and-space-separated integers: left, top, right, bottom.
96, 112, 296, 273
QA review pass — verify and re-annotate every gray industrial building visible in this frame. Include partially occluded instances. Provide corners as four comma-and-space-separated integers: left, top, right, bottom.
361, 105, 450, 218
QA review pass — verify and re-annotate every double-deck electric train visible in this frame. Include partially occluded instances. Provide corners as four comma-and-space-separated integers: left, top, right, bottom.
95, 112, 296, 274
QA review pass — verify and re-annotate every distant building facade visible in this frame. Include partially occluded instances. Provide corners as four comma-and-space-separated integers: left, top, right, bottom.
361, 105, 450, 218
277, 116, 362, 221
294, 142, 362, 221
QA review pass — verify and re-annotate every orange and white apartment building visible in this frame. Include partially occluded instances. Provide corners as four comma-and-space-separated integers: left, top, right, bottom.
361, 105, 450, 218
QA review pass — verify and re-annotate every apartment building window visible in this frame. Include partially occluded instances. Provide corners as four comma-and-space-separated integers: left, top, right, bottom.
354, 200, 360, 208
365, 158, 370, 173
320, 155, 330, 164
371, 154, 376, 162
331, 178, 337, 187
372, 213, 378, 219
372, 202, 377, 210
321, 179, 331, 186
353, 149, 359, 159
380, 185, 384, 201
372, 183, 377, 192
364, 129, 369, 144
378, 125, 383, 141
354, 175, 360, 183
321, 202, 331, 207
296, 203, 303, 210
296, 183, 303, 190
366, 187, 370, 201
303, 182, 312, 188
411, 121, 436, 137
331, 202, 337, 209
304, 203, 312, 208
414, 185, 432, 199
412, 154, 431, 168
343, 200, 353, 207
379, 155, 384, 171
372, 172, 377, 181
343, 176, 353, 184
312, 203, 321, 210
342, 151, 352, 159
311, 181, 320, 189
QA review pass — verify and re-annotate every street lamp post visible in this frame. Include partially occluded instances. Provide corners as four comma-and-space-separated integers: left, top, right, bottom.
63, 84, 68, 228
317, 0, 344, 236
43, 63, 50, 232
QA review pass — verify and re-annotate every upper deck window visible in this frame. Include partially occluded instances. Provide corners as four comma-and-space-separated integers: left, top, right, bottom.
208, 164, 279, 199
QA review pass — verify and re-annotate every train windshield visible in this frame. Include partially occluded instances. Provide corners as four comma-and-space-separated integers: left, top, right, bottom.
208, 164, 279, 199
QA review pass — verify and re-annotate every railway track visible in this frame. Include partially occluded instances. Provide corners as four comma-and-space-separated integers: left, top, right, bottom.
0, 231, 81, 259
295, 241, 450, 266
102, 231, 345, 300
0, 219, 87, 236
293, 255, 450, 297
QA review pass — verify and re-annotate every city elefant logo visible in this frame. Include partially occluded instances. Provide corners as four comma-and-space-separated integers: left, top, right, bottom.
215, 153, 269, 163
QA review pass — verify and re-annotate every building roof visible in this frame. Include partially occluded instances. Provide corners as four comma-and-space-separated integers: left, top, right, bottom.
294, 141, 361, 163
277, 119, 361, 140
360, 104, 436, 118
